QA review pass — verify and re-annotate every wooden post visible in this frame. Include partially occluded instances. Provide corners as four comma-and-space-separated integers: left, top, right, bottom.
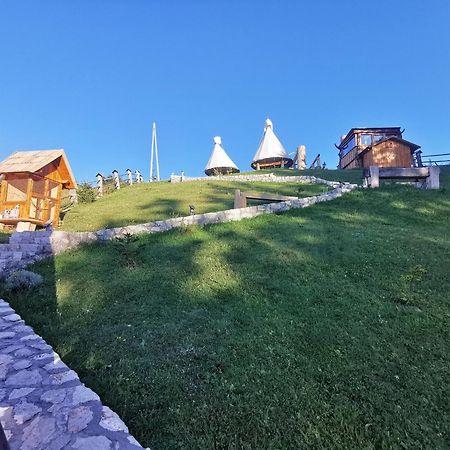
426, 166, 440, 189
126, 169, 133, 185
297, 145, 306, 170
96, 173, 104, 197
234, 190, 247, 208
234, 190, 241, 209
25, 178, 34, 219
43, 179, 50, 223
0, 178, 7, 203
53, 183, 62, 227
112, 170, 120, 190
369, 166, 379, 188
316, 154, 321, 168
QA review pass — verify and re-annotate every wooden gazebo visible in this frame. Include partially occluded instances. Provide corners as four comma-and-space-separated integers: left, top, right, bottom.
0, 149, 77, 230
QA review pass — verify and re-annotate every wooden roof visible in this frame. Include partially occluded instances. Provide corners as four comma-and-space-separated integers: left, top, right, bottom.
0, 149, 77, 189
338, 127, 403, 150
361, 136, 421, 153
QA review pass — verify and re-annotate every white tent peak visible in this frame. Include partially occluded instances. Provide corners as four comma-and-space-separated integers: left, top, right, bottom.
205, 136, 239, 176
251, 118, 293, 169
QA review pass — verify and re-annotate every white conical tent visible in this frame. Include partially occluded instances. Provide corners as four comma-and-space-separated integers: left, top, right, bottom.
251, 118, 293, 169
205, 136, 240, 176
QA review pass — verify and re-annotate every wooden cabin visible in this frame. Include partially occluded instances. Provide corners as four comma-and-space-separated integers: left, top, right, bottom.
0, 150, 77, 230
337, 127, 420, 169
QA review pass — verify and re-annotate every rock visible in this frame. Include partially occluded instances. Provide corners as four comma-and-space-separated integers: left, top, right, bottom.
49, 370, 78, 385
14, 401, 42, 424
20, 334, 40, 342
0, 354, 13, 366
0, 367, 7, 381
5, 369, 42, 387
71, 385, 100, 404
99, 406, 128, 432
33, 352, 53, 361
0, 389, 6, 401
13, 360, 32, 370
44, 358, 67, 372
40, 388, 68, 404
9, 388, 35, 400
72, 435, 112, 450
0, 331, 15, 339
47, 433, 71, 450
21, 416, 57, 450
67, 405, 94, 432
3, 313, 21, 322
12, 325, 33, 334
3, 344, 24, 354
15, 348, 34, 357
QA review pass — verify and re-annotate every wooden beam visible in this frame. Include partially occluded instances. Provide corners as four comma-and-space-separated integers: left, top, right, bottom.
363, 167, 430, 179
52, 183, 62, 227
241, 192, 298, 202
25, 178, 34, 220
0, 179, 8, 203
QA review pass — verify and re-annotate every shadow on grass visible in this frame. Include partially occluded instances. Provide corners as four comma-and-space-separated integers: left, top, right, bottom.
2, 182, 450, 449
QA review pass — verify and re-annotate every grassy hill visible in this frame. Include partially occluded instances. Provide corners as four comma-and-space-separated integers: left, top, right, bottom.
2, 167, 450, 449
61, 174, 336, 232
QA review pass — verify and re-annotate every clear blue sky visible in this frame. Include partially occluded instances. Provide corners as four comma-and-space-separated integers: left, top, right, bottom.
1, 1, 449, 182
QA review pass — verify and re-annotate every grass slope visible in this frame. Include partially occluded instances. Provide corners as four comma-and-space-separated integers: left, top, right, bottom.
61, 179, 330, 232
2, 167, 450, 449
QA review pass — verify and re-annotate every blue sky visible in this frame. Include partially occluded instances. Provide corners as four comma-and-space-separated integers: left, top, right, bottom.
1, 0, 449, 181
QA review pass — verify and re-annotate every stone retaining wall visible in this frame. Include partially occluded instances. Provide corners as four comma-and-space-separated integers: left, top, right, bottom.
170, 173, 341, 187
0, 299, 145, 450
0, 183, 358, 277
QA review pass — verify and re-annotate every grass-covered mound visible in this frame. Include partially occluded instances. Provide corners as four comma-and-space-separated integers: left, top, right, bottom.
3, 167, 450, 449
61, 178, 330, 232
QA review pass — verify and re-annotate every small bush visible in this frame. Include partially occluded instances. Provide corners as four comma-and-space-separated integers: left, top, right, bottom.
3, 270, 43, 291
77, 182, 96, 203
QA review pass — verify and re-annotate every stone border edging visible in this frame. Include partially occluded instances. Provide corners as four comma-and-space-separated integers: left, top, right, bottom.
1, 182, 358, 276
0, 299, 146, 450
170, 173, 341, 187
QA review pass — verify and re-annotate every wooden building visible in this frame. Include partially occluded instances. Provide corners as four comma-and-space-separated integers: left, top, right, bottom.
0, 150, 77, 230
336, 127, 420, 169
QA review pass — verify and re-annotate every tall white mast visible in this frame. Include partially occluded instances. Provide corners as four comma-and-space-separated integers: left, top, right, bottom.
150, 122, 160, 182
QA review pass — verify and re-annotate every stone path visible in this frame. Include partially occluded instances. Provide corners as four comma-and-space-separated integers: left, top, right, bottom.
0, 299, 146, 450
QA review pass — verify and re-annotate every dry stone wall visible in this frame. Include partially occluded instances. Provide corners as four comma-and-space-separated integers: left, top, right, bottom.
0, 181, 358, 277
170, 173, 341, 187
0, 299, 145, 450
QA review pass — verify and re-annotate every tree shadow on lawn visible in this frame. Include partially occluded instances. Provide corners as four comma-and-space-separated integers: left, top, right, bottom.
2, 185, 450, 449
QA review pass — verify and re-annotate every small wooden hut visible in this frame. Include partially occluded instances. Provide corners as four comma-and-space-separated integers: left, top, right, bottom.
0, 149, 77, 230
336, 127, 420, 169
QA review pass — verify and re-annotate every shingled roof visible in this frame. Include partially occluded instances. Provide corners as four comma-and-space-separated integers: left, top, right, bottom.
0, 149, 77, 189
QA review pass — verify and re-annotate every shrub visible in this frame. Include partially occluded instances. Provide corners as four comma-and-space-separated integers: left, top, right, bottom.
77, 182, 96, 203
3, 270, 43, 291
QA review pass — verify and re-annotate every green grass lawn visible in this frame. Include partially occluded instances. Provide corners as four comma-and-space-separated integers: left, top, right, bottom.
2, 167, 450, 449
0, 230, 11, 243
61, 179, 330, 232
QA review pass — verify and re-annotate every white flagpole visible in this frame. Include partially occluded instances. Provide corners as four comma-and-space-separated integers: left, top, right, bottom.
154, 122, 160, 181
150, 122, 155, 182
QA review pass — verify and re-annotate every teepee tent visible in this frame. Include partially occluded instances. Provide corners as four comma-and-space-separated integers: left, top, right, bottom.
251, 118, 293, 170
205, 136, 240, 176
